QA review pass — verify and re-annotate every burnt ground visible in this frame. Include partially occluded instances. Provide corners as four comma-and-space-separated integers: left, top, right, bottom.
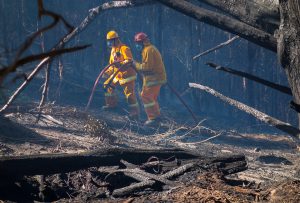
0, 103, 299, 202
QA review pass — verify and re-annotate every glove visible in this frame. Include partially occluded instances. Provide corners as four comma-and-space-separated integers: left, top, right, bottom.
102, 72, 109, 79
133, 60, 142, 71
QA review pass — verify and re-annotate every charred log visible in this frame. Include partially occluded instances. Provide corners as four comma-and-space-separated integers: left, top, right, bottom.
101, 154, 247, 197
0, 148, 198, 178
0, 150, 247, 199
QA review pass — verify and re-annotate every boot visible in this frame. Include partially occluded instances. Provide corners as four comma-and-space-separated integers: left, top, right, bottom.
144, 117, 161, 126
101, 105, 115, 111
128, 114, 140, 121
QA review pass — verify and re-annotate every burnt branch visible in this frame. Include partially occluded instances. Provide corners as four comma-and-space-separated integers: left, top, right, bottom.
104, 155, 247, 197
189, 82, 300, 139
0, 0, 75, 79
290, 101, 300, 113
36, 31, 51, 123
0, 148, 198, 178
205, 62, 292, 95
193, 36, 240, 60
37, 0, 73, 31
0, 45, 89, 113
2, 45, 90, 73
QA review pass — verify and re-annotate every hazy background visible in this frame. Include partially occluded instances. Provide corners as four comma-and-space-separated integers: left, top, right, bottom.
0, 0, 295, 134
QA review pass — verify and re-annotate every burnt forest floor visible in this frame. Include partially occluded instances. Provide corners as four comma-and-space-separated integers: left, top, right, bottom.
0, 103, 299, 203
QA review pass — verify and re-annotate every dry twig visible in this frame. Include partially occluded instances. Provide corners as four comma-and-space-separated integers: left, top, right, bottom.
193, 36, 239, 60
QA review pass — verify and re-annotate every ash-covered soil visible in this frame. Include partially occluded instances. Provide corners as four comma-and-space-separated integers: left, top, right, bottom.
0, 104, 299, 202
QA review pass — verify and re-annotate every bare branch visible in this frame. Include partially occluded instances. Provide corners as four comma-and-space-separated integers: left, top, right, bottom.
3, 45, 90, 73
205, 62, 292, 95
0, 0, 76, 79
36, 31, 50, 123
193, 36, 240, 60
0, 0, 152, 113
38, 0, 73, 31
0, 45, 89, 113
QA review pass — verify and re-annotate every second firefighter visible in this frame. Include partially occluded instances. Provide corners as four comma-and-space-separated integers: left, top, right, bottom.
134, 32, 167, 125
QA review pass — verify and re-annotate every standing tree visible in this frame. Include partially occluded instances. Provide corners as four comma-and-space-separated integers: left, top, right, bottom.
278, 0, 300, 127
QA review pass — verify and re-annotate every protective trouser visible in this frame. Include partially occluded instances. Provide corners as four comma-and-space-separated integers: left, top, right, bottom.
141, 85, 161, 120
104, 80, 139, 116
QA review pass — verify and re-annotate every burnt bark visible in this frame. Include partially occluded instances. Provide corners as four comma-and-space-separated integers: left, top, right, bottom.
278, 0, 300, 127
157, 0, 277, 52
0, 148, 198, 178
198, 0, 280, 34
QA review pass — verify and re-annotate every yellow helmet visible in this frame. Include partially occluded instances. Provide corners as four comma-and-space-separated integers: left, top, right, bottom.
106, 30, 119, 40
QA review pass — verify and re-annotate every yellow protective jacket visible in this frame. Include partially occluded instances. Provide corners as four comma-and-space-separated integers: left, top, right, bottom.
105, 43, 137, 85
135, 42, 167, 87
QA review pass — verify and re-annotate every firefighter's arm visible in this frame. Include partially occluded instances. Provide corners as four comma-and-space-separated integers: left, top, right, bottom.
103, 67, 114, 78
135, 48, 155, 72
120, 46, 133, 64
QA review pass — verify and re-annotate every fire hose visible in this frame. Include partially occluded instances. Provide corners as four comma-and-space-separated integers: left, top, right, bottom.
85, 61, 121, 111
130, 64, 198, 123
86, 61, 198, 123
103, 61, 134, 90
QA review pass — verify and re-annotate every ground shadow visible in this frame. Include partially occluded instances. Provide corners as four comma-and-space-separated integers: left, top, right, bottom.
0, 115, 53, 145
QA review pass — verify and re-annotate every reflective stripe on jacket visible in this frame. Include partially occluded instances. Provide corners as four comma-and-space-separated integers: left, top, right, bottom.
135, 42, 167, 87
105, 43, 136, 85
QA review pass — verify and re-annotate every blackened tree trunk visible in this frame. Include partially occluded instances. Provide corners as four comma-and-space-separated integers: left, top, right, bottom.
278, 0, 300, 127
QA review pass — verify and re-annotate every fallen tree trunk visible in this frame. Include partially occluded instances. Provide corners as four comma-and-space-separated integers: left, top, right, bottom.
198, 0, 279, 34
157, 0, 277, 52
0, 148, 198, 178
205, 62, 292, 95
189, 82, 300, 139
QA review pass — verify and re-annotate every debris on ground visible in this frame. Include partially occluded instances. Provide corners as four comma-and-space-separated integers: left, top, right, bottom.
0, 104, 299, 202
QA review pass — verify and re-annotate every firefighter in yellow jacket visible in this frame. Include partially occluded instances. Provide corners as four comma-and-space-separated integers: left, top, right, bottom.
103, 31, 139, 117
134, 32, 167, 125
